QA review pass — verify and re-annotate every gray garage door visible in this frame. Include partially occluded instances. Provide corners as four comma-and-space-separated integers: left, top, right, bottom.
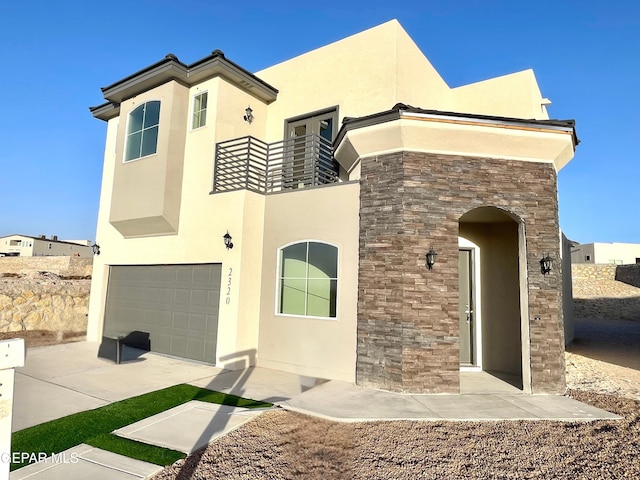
104, 264, 221, 363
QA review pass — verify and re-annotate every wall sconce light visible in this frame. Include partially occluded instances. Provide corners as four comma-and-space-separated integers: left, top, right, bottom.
223, 231, 234, 250
426, 247, 437, 271
243, 106, 254, 124
91, 243, 100, 255
540, 254, 552, 275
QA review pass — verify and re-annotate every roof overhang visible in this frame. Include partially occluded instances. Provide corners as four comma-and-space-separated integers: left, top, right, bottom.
90, 51, 279, 121
334, 105, 578, 173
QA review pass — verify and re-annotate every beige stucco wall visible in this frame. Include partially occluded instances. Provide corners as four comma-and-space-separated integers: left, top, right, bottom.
256, 20, 452, 142
88, 78, 269, 368
335, 117, 575, 175
571, 243, 596, 264
592, 243, 640, 265
561, 232, 574, 344
451, 70, 549, 120
109, 81, 189, 237
213, 77, 268, 143
258, 20, 548, 145
257, 183, 360, 381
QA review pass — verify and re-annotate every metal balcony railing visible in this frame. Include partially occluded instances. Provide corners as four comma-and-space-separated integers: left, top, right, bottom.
213, 134, 338, 194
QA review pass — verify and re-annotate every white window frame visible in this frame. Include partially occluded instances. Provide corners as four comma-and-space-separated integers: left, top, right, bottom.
124, 100, 161, 163
275, 240, 339, 320
191, 91, 208, 130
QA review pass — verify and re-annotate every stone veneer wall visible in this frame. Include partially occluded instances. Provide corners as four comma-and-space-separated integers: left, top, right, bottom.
357, 152, 565, 394
0, 257, 93, 333
0, 277, 90, 333
0, 256, 93, 277
572, 264, 616, 281
615, 264, 640, 289
572, 264, 640, 320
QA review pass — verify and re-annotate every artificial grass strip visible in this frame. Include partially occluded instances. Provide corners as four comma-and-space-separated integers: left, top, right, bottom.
11, 384, 271, 471
87, 433, 185, 466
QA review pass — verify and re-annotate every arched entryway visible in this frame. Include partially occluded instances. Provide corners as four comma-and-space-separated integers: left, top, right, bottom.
458, 206, 530, 393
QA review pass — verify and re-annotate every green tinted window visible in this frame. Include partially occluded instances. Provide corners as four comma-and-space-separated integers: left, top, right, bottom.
278, 242, 338, 318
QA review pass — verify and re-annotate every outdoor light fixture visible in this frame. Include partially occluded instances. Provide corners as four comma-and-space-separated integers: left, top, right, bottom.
243, 106, 254, 124
91, 243, 100, 255
426, 247, 437, 271
540, 254, 552, 275
223, 231, 234, 250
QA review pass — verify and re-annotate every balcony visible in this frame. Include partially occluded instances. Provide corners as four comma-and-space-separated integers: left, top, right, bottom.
212, 134, 338, 195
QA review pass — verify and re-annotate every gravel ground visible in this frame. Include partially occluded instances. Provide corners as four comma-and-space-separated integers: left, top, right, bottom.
0, 329, 86, 347
566, 317, 640, 400
153, 391, 639, 479
153, 317, 640, 480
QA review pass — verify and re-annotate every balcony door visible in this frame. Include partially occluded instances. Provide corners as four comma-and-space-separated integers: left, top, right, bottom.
284, 108, 338, 188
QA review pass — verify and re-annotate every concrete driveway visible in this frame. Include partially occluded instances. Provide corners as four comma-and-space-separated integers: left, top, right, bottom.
12, 342, 308, 432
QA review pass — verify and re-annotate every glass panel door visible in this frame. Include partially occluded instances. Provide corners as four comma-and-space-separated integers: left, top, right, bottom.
286, 122, 308, 189
459, 249, 475, 366
284, 109, 338, 189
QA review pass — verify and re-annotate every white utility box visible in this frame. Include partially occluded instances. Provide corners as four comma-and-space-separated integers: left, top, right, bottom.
0, 338, 26, 480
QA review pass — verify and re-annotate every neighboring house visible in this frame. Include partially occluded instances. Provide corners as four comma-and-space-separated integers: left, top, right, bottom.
0, 234, 93, 257
87, 20, 578, 394
571, 242, 640, 265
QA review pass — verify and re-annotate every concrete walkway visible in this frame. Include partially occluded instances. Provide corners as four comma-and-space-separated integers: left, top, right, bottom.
114, 402, 268, 454
9, 342, 620, 479
10, 444, 164, 480
280, 379, 620, 422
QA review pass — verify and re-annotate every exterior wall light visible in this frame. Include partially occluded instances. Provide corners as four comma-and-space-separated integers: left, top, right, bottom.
243, 106, 254, 124
223, 231, 234, 250
540, 254, 552, 275
426, 247, 437, 271
91, 243, 100, 255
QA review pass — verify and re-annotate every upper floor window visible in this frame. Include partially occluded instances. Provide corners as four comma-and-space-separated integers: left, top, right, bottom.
125, 101, 160, 161
192, 92, 208, 129
278, 241, 338, 318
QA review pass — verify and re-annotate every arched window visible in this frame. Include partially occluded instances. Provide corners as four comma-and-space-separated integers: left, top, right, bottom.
125, 101, 160, 161
278, 241, 338, 318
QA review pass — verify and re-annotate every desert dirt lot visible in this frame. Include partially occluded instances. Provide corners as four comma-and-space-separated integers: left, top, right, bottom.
153, 317, 640, 480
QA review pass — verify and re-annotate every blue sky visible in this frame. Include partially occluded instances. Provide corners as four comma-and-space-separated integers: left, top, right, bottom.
0, 1, 638, 243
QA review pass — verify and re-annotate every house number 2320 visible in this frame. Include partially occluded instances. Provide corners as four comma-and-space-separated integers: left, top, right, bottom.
225, 268, 232, 305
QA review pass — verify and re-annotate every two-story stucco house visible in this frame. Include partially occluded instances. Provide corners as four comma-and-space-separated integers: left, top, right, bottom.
87, 20, 578, 394
0, 234, 93, 257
